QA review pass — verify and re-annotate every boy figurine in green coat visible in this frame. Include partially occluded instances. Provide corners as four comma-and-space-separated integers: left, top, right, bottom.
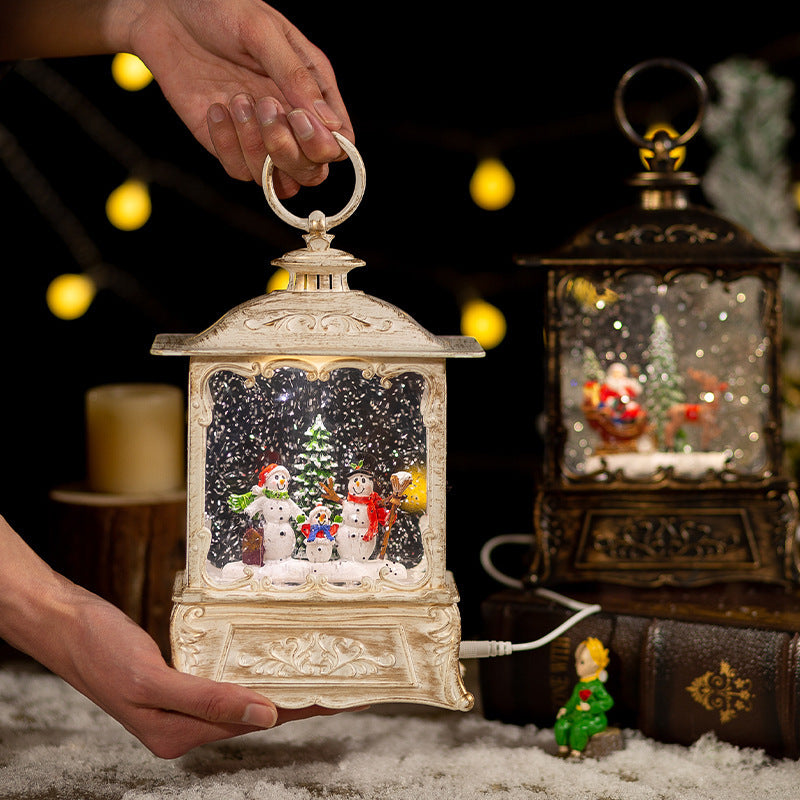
555, 637, 614, 757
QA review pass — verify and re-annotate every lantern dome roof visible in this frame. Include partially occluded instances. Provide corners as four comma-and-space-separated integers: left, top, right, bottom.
518, 196, 791, 270
152, 223, 483, 359
152, 287, 482, 358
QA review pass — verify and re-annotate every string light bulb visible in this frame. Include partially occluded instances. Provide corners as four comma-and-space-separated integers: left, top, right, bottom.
469, 157, 515, 211
401, 465, 428, 514
111, 53, 153, 91
267, 268, 290, 292
106, 178, 151, 230
461, 298, 507, 350
46, 273, 96, 319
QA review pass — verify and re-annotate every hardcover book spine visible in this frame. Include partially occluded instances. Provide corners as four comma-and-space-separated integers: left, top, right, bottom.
638, 619, 800, 758
479, 592, 800, 758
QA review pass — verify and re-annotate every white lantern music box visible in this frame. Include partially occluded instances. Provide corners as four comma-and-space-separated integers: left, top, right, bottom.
152, 135, 482, 710
518, 60, 800, 589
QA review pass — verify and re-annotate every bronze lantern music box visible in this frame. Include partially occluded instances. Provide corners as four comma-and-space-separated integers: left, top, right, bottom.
152, 134, 482, 710
519, 60, 800, 589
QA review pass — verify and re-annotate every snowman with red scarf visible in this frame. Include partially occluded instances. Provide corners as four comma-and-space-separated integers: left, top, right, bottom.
331, 461, 388, 562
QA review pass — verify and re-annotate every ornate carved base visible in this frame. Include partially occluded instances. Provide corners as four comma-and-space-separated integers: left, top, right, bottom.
170, 584, 473, 711
530, 484, 800, 588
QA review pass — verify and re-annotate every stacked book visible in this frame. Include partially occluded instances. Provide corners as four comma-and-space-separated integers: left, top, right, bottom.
479, 583, 800, 758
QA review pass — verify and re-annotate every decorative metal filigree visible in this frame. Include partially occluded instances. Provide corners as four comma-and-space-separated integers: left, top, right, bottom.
173, 606, 208, 673
243, 312, 393, 335
237, 632, 396, 677
595, 224, 734, 246
591, 516, 744, 561
686, 660, 753, 723
426, 606, 463, 706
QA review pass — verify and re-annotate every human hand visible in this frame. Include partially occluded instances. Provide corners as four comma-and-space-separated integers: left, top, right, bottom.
58, 585, 343, 758
0, 514, 343, 759
122, 0, 353, 197
0, 0, 352, 197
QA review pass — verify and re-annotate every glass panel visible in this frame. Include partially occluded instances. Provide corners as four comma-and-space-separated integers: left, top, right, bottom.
559, 271, 769, 478
203, 366, 427, 586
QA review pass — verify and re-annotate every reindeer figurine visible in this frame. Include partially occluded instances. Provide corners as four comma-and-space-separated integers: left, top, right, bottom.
663, 368, 728, 451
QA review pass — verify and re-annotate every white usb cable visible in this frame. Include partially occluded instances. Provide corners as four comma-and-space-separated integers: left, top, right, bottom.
458, 534, 602, 659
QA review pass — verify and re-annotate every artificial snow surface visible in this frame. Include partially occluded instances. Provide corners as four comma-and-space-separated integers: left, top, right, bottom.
0, 662, 797, 799
584, 450, 730, 479
211, 556, 425, 586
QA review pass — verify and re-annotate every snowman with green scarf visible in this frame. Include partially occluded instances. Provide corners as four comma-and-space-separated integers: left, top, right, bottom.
229, 463, 305, 562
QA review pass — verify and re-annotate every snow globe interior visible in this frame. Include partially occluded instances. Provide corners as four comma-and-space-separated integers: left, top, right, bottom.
205, 365, 429, 589
561, 270, 769, 481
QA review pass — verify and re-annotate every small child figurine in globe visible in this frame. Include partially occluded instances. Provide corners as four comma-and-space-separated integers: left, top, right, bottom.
555, 637, 615, 758
302, 503, 339, 563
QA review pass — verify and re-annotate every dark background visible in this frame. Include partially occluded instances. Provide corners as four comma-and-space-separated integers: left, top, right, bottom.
2, 6, 799, 634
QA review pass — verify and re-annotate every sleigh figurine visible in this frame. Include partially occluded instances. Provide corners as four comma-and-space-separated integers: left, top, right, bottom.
583, 363, 651, 454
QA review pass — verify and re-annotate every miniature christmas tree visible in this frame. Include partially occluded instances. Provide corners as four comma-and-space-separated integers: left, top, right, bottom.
582, 347, 605, 385
645, 314, 685, 449
293, 414, 338, 518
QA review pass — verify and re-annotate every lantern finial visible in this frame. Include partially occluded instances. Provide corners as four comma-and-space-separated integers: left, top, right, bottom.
261, 133, 366, 292
614, 59, 707, 208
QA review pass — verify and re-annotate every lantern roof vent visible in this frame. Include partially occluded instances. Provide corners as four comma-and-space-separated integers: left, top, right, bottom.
271, 209, 365, 292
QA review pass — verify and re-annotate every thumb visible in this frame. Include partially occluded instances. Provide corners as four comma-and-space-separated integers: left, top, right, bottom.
157, 669, 279, 729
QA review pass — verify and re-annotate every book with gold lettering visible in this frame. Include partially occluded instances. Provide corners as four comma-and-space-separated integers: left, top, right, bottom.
479, 586, 800, 758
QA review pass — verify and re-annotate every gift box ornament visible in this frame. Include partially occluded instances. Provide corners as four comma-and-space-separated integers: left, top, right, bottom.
518, 59, 800, 589
152, 134, 483, 710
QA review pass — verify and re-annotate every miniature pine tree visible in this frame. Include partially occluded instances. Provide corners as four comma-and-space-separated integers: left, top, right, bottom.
582, 347, 605, 385
293, 414, 338, 516
646, 314, 685, 449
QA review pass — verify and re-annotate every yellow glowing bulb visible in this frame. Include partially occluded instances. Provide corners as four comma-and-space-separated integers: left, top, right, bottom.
639, 123, 686, 170
402, 466, 428, 514
46, 273, 96, 319
267, 268, 290, 292
469, 157, 515, 211
106, 179, 151, 230
461, 298, 507, 350
111, 53, 153, 91
568, 277, 619, 310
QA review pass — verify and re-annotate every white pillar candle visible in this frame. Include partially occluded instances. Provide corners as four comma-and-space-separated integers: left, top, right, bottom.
86, 383, 184, 495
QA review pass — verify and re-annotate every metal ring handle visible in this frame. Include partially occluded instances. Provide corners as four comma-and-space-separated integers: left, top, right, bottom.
262, 130, 365, 232
614, 58, 708, 149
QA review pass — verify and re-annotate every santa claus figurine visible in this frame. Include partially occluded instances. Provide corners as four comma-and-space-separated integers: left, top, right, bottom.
598, 362, 644, 423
